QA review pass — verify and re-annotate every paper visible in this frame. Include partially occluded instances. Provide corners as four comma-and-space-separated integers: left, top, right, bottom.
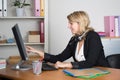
63, 68, 110, 79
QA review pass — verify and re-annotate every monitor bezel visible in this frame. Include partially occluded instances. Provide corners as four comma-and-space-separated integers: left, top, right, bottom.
12, 24, 28, 61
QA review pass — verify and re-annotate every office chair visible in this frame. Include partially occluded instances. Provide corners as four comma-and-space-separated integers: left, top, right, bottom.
106, 54, 120, 69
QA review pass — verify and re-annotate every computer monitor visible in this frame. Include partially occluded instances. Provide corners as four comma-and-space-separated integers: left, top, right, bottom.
11, 24, 32, 70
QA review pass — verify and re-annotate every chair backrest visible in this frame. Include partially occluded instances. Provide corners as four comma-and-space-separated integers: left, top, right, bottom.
106, 54, 120, 69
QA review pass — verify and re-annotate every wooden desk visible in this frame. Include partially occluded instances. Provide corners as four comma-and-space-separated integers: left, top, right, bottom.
0, 65, 120, 80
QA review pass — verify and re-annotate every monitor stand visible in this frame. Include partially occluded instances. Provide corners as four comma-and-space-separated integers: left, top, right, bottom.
11, 60, 32, 70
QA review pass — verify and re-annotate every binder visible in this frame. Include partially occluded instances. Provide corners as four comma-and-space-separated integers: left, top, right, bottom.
104, 16, 115, 37
34, 0, 40, 16
40, 0, 44, 17
2, 0, 7, 17
115, 16, 119, 37
118, 16, 120, 36
40, 20, 44, 43
0, 0, 2, 16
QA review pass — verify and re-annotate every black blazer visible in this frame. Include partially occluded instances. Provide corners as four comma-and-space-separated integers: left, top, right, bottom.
44, 31, 109, 69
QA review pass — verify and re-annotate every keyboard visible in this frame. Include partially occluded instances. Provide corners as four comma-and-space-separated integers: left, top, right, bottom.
42, 62, 58, 71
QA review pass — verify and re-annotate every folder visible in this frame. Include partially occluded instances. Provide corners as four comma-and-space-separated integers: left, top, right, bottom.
40, 0, 44, 17
40, 20, 44, 43
63, 68, 110, 79
104, 16, 115, 37
34, 0, 40, 16
115, 16, 119, 37
0, 0, 2, 16
115, 16, 120, 37
2, 0, 7, 17
118, 16, 120, 36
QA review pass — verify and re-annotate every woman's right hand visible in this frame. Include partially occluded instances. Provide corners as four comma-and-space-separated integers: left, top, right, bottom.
26, 46, 44, 60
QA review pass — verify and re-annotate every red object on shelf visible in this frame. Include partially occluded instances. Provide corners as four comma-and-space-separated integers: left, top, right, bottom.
40, 20, 44, 43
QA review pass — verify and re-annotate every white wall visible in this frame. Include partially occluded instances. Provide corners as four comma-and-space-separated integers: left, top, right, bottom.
48, 0, 120, 57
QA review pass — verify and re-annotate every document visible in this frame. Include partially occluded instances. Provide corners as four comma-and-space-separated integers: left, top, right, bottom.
63, 68, 110, 79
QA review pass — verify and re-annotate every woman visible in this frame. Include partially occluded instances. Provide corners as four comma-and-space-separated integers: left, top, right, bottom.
27, 11, 109, 69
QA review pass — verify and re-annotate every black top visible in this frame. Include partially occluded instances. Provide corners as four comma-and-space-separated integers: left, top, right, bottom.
44, 31, 110, 69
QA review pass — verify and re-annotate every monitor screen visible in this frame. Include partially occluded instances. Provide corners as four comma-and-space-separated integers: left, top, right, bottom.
12, 24, 28, 61
11, 24, 31, 70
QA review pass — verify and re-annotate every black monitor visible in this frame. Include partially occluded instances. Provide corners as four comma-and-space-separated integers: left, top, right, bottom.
11, 24, 32, 70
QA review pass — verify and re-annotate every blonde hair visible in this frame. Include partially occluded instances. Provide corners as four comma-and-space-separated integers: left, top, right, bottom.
67, 11, 94, 34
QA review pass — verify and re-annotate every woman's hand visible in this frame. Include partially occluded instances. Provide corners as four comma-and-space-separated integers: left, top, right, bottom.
55, 61, 72, 69
26, 46, 44, 60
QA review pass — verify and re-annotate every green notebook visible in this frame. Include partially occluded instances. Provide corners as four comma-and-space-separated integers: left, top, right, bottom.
63, 68, 110, 79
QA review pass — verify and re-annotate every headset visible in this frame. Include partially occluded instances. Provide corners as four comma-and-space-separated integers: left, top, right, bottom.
77, 30, 88, 41
69, 30, 89, 45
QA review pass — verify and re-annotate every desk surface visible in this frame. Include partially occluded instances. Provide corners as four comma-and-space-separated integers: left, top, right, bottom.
0, 65, 120, 80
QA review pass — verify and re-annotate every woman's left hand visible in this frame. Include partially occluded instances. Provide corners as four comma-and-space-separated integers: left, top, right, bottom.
55, 61, 72, 69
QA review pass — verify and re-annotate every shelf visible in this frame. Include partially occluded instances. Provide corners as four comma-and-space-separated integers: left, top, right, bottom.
0, 16, 44, 19
0, 0, 48, 54
0, 43, 44, 46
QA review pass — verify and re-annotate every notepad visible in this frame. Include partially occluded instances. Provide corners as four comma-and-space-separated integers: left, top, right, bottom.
63, 68, 110, 79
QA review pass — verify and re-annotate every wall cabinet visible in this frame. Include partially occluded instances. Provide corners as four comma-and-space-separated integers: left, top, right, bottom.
0, 0, 48, 58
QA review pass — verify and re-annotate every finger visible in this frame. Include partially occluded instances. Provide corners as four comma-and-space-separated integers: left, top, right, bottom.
26, 46, 33, 49
54, 64, 59, 69
56, 61, 61, 64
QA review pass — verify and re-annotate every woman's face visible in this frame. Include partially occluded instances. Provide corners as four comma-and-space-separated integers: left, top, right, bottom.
68, 22, 80, 35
